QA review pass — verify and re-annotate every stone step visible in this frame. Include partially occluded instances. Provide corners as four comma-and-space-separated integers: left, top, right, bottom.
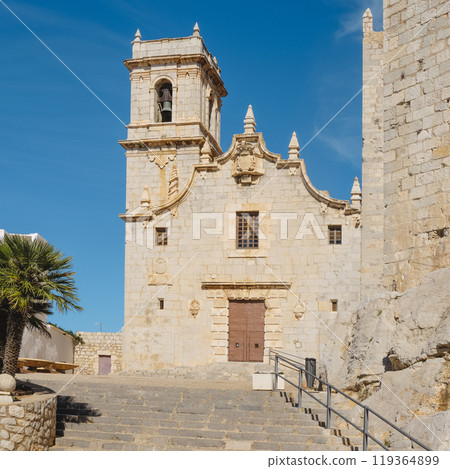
26, 373, 373, 452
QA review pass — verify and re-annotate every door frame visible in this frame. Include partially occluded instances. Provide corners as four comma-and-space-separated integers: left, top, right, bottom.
202, 282, 290, 364
228, 300, 265, 362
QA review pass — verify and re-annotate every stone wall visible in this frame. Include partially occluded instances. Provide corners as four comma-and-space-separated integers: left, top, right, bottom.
383, 0, 450, 291
74, 332, 122, 375
0, 387, 56, 451
361, 10, 385, 298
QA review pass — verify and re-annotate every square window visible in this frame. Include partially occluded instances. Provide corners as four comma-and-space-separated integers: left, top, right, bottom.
236, 212, 259, 249
329, 226, 342, 245
155, 227, 168, 246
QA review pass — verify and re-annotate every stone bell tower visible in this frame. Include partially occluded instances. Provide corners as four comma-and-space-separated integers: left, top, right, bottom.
119, 23, 227, 208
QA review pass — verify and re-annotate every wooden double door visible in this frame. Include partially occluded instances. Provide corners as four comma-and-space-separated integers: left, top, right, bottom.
228, 300, 265, 362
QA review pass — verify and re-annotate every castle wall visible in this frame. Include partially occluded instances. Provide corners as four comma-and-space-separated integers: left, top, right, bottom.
382, 0, 450, 291
361, 11, 385, 297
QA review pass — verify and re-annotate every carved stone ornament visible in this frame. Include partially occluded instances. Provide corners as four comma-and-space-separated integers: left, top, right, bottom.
294, 302, 306, 320
147, 151, 176, 170
235, 141, 256, 172
154, 258, 167, 274
189, 299, 201, 318
232, 140, 264, 185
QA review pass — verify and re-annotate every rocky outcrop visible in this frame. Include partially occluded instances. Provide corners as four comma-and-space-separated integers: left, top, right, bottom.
321, 267, 450, 450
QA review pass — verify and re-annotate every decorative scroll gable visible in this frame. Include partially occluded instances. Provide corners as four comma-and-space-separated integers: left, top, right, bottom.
220, 133, 280, 186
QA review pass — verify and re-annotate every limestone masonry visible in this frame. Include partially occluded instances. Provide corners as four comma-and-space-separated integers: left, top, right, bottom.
120, 1, 449, 372
74, 332, 122, 375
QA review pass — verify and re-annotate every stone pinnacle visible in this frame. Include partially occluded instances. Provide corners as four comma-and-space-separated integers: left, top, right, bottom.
244, 105, 256, 134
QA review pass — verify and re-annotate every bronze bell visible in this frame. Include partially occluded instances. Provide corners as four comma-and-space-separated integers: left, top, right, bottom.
161, 101, 172, 112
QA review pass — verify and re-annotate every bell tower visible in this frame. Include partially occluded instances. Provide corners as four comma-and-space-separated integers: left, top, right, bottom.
120, 24, 227, 208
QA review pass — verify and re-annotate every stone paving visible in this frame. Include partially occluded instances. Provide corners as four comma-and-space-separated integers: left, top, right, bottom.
23, 366, 377, 451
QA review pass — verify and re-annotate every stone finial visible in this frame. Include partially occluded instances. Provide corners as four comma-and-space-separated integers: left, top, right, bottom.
351, 176, 362, 208
243, 105, 256, 134
133, 28, 142, 43
363, 8, 373, 34
288, 131, 300, 160
140, 185, 151, 207
193, 22, 200, 37
0, 374, 16, 392
0, 374, 16, 403
200, 139, 212, 163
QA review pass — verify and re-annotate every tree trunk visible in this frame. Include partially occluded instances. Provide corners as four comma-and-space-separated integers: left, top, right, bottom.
0, 301, 8, 373
2, 309, 26, 377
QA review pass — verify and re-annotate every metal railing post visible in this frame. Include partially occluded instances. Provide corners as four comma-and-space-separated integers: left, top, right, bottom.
298, 369, 303, 409
274, 354, 278, 391
363, 406, 369, 451
326, 384, 332, 429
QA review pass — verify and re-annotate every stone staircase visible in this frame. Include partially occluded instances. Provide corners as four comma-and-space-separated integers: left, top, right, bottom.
24, 367, 378, 451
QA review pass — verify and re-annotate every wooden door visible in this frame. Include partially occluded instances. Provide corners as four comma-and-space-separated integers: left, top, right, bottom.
99, 355, 111, 375
229, 300, 265, 362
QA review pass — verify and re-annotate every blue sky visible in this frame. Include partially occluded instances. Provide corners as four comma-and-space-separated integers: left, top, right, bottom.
0, 0, 382, 333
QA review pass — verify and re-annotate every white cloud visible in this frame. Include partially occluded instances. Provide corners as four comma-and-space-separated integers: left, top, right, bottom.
316, 116, 362, 168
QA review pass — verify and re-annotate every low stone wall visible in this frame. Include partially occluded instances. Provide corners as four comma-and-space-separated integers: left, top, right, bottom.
74, 332, 122, 375
0, 384, 56, 451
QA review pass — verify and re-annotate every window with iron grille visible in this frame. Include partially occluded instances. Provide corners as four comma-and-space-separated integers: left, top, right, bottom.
237, 212, 259, 249
328, 225, 342, 245
155, 227, 168, 246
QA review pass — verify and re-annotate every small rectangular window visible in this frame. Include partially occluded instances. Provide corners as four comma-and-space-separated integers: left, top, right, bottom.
159, 299, 164, 310
236, 212, 259, 249
329, 226, 342, 245
331, 299, 338, 312
155, 227, 168, 246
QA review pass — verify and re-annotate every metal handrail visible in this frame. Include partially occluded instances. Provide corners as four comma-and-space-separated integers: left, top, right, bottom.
269, 349, 431, 451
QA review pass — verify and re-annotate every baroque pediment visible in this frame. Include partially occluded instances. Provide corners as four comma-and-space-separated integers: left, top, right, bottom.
220, 133, 280, 185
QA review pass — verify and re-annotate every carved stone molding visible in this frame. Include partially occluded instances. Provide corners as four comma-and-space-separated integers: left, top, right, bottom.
189, 299, 201, 318
147, 150, 176, 169
294, 302, 306, 320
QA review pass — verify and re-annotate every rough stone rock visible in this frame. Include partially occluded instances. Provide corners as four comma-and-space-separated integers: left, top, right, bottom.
320, 267, 450, 450
402, 411, 450, 451
323, 267, 450, 393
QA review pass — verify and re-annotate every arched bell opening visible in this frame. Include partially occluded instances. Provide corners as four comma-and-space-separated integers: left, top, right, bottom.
155, 80, 173, 123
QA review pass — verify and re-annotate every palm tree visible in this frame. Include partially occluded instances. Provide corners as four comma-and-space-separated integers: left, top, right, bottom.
0, 300, 8, 371
0, 235, 82, 376
0, 298, 54, 371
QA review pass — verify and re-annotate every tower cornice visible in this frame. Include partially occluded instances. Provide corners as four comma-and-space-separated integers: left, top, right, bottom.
124, 53, 227, 98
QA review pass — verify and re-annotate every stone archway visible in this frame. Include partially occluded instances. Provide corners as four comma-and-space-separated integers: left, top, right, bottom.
201, 282, 290, 363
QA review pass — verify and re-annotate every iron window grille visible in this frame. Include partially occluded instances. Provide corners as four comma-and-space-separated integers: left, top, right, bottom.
328, 225, 342, 245
237, 212, 259, 249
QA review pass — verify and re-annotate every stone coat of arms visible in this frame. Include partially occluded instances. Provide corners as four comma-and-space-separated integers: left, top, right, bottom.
232, 140, 264, 185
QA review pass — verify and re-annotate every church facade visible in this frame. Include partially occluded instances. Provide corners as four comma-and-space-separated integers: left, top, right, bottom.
120, 0, 450, 372
119, 26, 363, 371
